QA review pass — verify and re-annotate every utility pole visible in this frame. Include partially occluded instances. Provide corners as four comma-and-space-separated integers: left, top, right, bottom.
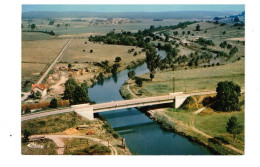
172, 77, 175, 93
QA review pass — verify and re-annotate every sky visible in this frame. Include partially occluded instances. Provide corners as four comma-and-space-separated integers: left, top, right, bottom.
22, 4, 245, 13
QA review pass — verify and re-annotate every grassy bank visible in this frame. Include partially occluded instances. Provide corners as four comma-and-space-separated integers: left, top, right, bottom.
21, 112, 131, 155
63, 138, 111, 155
152, 94, 244, 155
126, 58, 244, 97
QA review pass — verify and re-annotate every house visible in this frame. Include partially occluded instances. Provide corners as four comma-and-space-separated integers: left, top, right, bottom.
31, 84, 47, 97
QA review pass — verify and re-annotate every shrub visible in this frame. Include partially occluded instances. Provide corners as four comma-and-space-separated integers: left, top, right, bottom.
135, 78, 143, 87
49, 98, 58, 108
22, 129, 32, 142
112, 132, 120, 139
24, 108, 31, 114
115, 57, 121, 62
84, 144, 111, 155
128, 70, 136, 79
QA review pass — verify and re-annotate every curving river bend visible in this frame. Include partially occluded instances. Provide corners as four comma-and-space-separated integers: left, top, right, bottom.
88, 50, 212, 155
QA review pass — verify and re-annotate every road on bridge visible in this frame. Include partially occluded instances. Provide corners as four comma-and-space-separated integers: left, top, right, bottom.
21, 90, 223, 121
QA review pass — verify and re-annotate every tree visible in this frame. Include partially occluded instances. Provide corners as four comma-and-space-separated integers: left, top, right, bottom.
50, 98, 58, 108
63, 78, 78, 104
24, 108, 31, 114
63, 78, 90, 105
128, 70, 136, 79
68, 63, 72, 69
22, 129, 32, 142
234, 16, 240, 22
35, 91, 42, 99
145, 46, 161, 80
173, 31, 178, 35
135, 78, 143, 87
49, 20, 54, 25
220, 41, 227, 48
31, 24, 36, 30
215, 81, 241, 111
96, 72, 105, 81
226, 116, 243, 144
196, 24, 200, 31
111, 63, 120, 74
150, 73, 155, 80
74, 85, 90, 104
90, 49, 93, 53
229, 46, 238, 55
115, 57, 121, 62
49, 30, 55, 36
187, 31, 191, 35
227, 44, 233, 49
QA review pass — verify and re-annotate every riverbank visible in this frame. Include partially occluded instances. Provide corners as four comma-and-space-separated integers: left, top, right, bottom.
120, 83, 244, 155
21, 112, 131, 155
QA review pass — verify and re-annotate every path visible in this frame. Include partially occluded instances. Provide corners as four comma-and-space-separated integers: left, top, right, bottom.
36, 39, 72, 84
21, 38, 72, 102
30, 134, 118, 155
49, 73, 68, 95
127, 84, 138, 98
189, 107, 244, 154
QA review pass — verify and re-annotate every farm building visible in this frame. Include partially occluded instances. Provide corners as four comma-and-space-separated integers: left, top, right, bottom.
31, 84, 47, 97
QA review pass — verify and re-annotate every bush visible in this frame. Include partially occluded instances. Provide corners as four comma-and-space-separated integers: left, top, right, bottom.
115, 57, 121, 62
49, 98, 58, 108
135, 78, 143, 87
128, 70, 136, 79
84, 144, 111, 155
22, 129, 32, 142
112, 132, 120, 139
24, 108, 31, 114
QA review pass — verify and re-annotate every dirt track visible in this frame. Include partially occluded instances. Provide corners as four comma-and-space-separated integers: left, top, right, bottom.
31, 134, 118, 155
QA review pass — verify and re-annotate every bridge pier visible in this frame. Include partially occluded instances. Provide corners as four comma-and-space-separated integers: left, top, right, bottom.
174, 95, 190, 108
72, 104, 94, 121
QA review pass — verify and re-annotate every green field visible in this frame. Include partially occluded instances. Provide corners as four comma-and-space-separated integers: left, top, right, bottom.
135, 58, 244, 96
22, 32, 52, 41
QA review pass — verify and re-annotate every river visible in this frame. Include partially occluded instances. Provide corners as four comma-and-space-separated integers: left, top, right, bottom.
88, 50, 212, 155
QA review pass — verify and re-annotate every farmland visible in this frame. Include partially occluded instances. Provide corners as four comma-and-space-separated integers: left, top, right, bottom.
22, 18, 195, 35
21, 7, 245, 156
21, 39, 69, 90
61, 39, 146, 69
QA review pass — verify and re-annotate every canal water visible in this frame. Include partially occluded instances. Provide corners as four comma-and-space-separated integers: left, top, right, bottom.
88, 50, 212, 155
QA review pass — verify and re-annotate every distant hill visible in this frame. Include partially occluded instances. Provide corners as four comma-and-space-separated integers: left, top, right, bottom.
22, 11, 241, 19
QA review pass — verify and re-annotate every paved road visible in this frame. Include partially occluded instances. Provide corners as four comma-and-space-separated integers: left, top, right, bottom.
21, 38, 72, 102
21, 90, 222, 121
21, 108, 73, 121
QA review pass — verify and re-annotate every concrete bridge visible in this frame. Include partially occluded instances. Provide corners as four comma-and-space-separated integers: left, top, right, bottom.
22, 91, 216, 121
